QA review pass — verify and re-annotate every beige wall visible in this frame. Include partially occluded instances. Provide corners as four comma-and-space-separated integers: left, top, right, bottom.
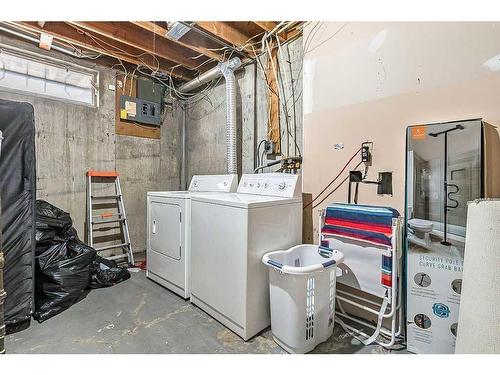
303, 22, 500, 242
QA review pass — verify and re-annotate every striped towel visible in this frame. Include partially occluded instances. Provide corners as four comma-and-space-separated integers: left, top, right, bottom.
322, 203, 400, 248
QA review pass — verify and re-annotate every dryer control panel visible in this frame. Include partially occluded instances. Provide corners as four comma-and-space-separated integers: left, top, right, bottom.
188, 174, 238, 192
237, 173, 302, 198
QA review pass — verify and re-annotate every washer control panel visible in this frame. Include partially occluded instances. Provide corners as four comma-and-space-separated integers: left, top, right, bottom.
237, 173, 301, 198
188, 174, 238, 192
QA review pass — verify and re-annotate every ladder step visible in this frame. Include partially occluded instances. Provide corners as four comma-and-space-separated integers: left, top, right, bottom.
87, 169, 133, 265
87, 170, 119, 177
106, 254, 129, 261
91, 195, 121, 200
92, 218, 125, 224
95, 243, 130, 251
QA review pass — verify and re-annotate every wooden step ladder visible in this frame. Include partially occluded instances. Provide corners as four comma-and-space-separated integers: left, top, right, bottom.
86, 170, 134, 265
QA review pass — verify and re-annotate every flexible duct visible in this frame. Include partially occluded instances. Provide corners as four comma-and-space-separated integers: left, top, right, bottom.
178, 57, 241, 174
218, 58, 241, 174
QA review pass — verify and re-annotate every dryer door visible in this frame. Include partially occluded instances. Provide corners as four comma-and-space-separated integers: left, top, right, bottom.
149, 201, 182, 260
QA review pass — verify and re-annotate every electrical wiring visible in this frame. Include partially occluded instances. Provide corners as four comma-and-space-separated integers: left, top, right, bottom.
256, 139, 267, 167
59, 21, 308, 132
253, 35, 296, 156
245, 22, 313, 160
275, 34, 302, 157
285, 44, 299, 156
306, 22, 349, 54
265, 37, 290, 154
312, 162, 362, 209
303, 147, 362, 210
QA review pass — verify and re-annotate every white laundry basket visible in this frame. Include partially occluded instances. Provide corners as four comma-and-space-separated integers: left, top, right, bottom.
263, 244, 344, 353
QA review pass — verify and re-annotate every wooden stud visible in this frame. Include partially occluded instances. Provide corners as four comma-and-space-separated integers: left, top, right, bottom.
266, 40, 281, 155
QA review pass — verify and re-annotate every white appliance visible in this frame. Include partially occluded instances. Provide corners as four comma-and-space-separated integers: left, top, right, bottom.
190, 173, 302, 340
146, 174, 238, 298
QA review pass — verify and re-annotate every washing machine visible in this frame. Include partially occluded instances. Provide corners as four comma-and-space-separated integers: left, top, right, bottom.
146, 174, 238, 298
190, 173, 302, 340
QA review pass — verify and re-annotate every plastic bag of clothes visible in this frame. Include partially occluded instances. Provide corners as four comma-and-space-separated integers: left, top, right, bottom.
33, 237, 96, 323
90, 256, 131, 289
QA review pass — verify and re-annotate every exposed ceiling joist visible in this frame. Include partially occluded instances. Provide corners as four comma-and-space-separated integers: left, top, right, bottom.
131, 21, 224, 62
1, 21, 303, 84
9, 21, 194, 81
195, 21, 255, 55
253, 22, 286, 41
67, 21, 206, 71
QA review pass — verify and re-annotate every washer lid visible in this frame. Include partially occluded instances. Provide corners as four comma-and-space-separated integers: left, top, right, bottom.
191, 192, 302, 209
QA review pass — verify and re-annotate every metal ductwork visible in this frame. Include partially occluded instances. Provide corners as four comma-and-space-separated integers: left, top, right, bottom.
179, 57, 241, 175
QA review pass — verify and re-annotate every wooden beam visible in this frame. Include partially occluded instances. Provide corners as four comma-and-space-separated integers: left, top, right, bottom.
285, 22, 304, 40
266, 40, 280, 155
10, 21, 193, 81
253, 22, 286, 41
131, 21, 224, 62
195, 21, 255, 55
68, 21, 207, 71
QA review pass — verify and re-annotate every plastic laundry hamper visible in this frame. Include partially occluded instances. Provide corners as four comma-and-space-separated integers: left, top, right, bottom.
263, 244, 344, 353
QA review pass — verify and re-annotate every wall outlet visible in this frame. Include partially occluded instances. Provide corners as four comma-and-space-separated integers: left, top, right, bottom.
264, 140, 275, 155
361, 141, 373, 165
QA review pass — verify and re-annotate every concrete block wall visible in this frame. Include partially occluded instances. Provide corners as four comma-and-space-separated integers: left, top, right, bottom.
0, 34, 182, 255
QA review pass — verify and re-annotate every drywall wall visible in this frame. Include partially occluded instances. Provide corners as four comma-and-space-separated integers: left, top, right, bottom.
184, 37, 303, 184
302, 22, 500, 241
0, 34, 182, 255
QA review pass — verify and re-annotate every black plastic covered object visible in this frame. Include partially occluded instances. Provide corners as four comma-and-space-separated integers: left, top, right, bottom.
0, 99, 36, 328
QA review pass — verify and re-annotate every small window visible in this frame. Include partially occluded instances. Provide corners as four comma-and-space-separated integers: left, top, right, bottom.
0, 45, 99, 107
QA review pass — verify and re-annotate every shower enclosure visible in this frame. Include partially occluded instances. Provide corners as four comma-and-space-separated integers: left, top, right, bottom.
406, 119, 482, 243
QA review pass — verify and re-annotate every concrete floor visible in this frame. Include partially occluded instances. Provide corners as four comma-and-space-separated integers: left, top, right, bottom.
5, 271, 402, 354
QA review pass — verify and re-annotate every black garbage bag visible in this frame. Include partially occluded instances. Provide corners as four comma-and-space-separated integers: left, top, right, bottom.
35, 200, 72, 231
33, 200, 131, 322
33, 237, 96, 323
90, 256, 131, 289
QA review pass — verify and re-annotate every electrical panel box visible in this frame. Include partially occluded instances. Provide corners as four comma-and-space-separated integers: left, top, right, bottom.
119, 95, 161, 127
137, 78, 165, 104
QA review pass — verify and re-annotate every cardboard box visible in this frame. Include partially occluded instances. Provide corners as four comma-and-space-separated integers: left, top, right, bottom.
405, 119, 499, 354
